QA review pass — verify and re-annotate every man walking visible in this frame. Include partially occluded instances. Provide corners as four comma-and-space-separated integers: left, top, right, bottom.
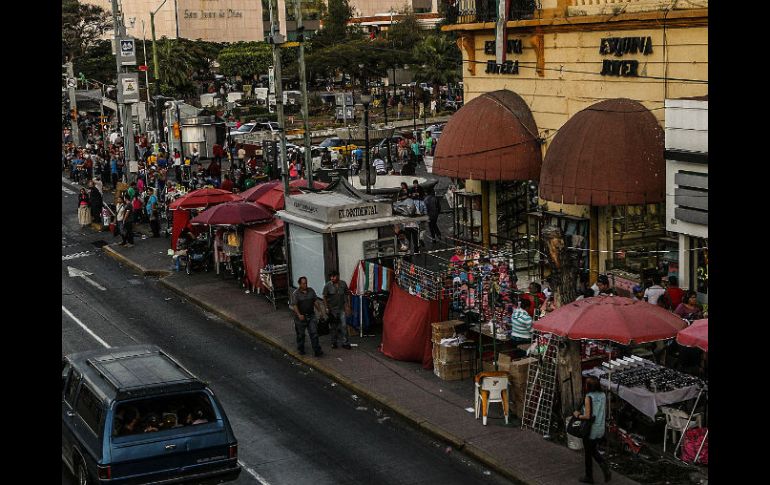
424, 189, 441, 241
146, 188, 160, 237
323, 270, 352, 350
290, 276, 324, 357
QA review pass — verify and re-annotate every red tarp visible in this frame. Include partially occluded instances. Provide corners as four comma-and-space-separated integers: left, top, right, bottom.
243, 218, 284, 290
380, 282, 449, 369
676, 318, 708, 352
171, 210, 191, 251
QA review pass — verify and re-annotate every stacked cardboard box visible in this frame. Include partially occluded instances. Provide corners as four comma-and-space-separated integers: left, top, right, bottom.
432, 320, 473, 381
498, 354, 536, 418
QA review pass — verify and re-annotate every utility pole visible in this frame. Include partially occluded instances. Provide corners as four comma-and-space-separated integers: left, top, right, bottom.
268, 0, 289, 196
151, 0, 168, 143
295, 1, 313, 188
112, 0, 136, 180
65, 62, 82, 146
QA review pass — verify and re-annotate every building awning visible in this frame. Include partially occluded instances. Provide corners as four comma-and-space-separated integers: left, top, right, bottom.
539, 98, 665, 207
432, 90, 542, 181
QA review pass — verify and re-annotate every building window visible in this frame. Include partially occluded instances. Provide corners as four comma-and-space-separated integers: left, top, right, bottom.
690, 237, 708, 296
609, 203, 666, 275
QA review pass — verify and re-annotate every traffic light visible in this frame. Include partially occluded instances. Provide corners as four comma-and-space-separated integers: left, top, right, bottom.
172, 122, 181, 139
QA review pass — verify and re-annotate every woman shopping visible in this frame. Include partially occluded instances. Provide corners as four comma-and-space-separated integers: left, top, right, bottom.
77, 188, 92, 228
674, 289, 704, 322
573, 376, 611, 483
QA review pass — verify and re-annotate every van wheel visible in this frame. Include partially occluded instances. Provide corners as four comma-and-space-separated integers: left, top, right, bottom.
75, 457, 91, 485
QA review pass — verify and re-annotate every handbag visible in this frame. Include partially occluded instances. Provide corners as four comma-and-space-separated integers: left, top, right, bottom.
566, 396, 594, 439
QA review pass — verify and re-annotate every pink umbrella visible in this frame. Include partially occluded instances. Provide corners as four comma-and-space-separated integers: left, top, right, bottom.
676, 318, 708, 352
190, 201, 273, 226
169, 188, 242, 210
533, 295, 687, 345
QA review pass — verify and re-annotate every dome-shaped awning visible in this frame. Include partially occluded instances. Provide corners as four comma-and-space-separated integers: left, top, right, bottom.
539, 98, 665, 206
432, 90, 542, 181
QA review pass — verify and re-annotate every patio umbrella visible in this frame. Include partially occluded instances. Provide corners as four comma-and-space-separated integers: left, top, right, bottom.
190, 201, 273, 226
240, 181, 281, 203
676, 318, 708, 352
533, 295, 687, 345
169, 188, 242, 210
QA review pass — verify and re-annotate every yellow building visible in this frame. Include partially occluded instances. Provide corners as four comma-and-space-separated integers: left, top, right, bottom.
437, 0, 707, 289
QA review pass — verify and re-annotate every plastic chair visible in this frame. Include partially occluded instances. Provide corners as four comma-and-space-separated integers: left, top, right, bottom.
474, 371, 509, 425
661, 406, 703, 453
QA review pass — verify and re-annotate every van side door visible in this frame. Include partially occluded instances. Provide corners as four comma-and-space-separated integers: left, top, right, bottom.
61, 366, 82, 470
72, 383, 105, 474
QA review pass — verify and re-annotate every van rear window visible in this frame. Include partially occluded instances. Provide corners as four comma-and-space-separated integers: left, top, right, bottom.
113, 391, 215, 437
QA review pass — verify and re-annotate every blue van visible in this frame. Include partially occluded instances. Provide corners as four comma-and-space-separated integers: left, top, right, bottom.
62, 345, 241, 484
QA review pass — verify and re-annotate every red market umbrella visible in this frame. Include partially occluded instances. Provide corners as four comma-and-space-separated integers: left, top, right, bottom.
240, 181, 282, 203
289, 179, 329, 190
169, 188, 242, 210
533, 295, 687, 345
190, 201, 273, 226
676, 318, 708, 352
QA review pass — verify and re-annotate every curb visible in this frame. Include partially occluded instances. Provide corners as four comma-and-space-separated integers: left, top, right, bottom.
156, 276, 531, 484
102, 244, 171, 278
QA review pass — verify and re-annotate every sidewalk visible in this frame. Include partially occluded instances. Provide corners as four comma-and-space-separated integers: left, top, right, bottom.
104, 236, 640, 485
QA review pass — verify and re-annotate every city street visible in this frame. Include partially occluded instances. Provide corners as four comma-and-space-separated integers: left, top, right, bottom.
61, 179, 512, 484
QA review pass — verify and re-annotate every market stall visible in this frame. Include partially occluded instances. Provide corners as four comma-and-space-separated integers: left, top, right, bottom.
169, 188, 242, 250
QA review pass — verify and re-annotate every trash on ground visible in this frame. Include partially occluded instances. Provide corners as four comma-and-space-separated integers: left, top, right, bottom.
355, 406, 368, 411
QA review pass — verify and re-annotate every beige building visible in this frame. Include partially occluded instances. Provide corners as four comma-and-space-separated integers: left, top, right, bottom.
436, 0, 707, 289
85, 0, 438, 42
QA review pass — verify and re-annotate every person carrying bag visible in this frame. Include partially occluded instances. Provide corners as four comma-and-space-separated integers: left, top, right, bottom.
571, 376, 611, 483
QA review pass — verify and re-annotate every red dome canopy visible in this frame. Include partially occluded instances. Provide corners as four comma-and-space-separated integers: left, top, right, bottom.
539, 98, 665, 206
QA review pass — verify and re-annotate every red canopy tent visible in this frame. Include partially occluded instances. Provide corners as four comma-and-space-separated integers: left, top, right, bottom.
243, 218, 285, 291
381, 282, 449, 369
169, 188, 243, 250
190, 201, 273, 226
241, 180, 329, 211
533, 295, 687, 345
676, 318, 708, 352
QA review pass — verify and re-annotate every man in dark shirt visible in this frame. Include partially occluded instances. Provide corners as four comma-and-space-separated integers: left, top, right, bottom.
323, 270, 351, 350
290, 276, 323, 357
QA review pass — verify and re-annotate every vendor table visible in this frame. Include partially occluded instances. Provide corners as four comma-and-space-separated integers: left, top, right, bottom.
584, 367, 702, 420
468, 322, 515, 372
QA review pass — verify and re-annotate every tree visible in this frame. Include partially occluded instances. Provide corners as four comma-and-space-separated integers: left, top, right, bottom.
62, 0, 112, 63
76, 39, 116, 85
311, 0, 354, 49
387, 6, 423, 67
541, 224, 579, 306
412, 33, 462, 101
217, 42, 273, 80
155, 37, 200, 98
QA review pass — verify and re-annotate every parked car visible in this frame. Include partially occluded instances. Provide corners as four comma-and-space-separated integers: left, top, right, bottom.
62, 345, 241, 485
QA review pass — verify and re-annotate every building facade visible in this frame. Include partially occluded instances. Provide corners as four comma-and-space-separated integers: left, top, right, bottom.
84, 0, 437, 42
438, 0, 707, 289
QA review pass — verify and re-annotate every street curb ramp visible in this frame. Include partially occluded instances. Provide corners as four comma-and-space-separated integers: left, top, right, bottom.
102, 244, 171, 278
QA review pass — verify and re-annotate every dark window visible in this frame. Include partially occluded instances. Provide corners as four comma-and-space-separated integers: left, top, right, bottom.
75, 385, 103, 434
64, 370, 81, 406
113, 391, 217, 437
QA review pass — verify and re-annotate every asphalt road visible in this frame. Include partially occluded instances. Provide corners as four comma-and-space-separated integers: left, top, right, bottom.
61, 178, 511, 485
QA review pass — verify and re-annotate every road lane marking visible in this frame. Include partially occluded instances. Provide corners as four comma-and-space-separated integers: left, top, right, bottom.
62, 177, 81, 188
61, 305, 111, 349
62, 251, 93, 261
237, 461, 272, 485
67, 266, 107, 291
62, 186, 76, 195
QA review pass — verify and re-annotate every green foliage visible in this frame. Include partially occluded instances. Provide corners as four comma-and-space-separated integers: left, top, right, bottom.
217, 42, 273, 79
154, 37, 202, 97
311, 0, 353, 49
411, 34, 462, 95
62, 0, 112, 63
387, 6, 423, 67
74, 39, 115, 85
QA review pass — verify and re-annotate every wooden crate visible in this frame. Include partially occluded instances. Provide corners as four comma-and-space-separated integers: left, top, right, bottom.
431, 320, 463, 343
433, 360, 473, 381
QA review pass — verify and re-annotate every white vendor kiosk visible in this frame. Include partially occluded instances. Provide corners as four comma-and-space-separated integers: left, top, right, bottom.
276, 191, 427, 291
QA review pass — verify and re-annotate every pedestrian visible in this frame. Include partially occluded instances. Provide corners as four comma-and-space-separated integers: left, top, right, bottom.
411, 138, 421, 165
289, 161, 298, 179
643, 274, 666, 305
508, 298, 534, 345
674, 290, 704, 322
237, 144, 246, 170
397, 100, 403, 119
115, 197, 127, 244
220, 174, 234, 192
290, 276, 324, 357
425, 135, 433, 157
659, 275, 684, 310
146, 188, 160, 237
573, 376, 611, 484
323, 270, 352, 350
121, 194, 135, 247
409, 179, 424, 200
77, 188, 91, 228
424, 189, 442, 241
88, 183, 103, 225
591, 274, 615, 296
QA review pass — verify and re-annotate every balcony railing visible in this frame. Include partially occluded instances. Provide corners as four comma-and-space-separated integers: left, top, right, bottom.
445, 0, 539, 25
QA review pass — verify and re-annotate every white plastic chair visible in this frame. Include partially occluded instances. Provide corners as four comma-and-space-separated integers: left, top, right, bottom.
661, 406, 703, 453
474, 372, 510, 425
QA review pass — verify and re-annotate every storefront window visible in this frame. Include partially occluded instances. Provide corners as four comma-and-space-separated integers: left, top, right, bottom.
609, 203, 666, 275
690, 237, 708, 296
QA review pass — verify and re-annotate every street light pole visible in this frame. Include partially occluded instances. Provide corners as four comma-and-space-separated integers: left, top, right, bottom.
268, 0, 289, 197
295, 0, 313, 188
112, 0, 136, 180
151, 0, 168, 143
363, 96, 371, 194
65, 61, 83, 146
412, 84, 417, 133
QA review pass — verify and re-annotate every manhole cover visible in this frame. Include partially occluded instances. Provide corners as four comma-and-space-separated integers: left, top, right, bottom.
92, 240, 108, 248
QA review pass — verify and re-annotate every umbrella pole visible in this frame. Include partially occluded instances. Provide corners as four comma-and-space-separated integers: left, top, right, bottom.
693, 428, 708, 464
360, 294, 363, 338
674, 386, 704, 457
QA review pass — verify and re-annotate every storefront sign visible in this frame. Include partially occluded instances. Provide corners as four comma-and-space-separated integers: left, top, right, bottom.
599, 37, 653, 56
285, 194, 392, 224
485, 60, 519, 75
338, 205, 379, 220
484, 39, 523, 56
598, 36, 652, 77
